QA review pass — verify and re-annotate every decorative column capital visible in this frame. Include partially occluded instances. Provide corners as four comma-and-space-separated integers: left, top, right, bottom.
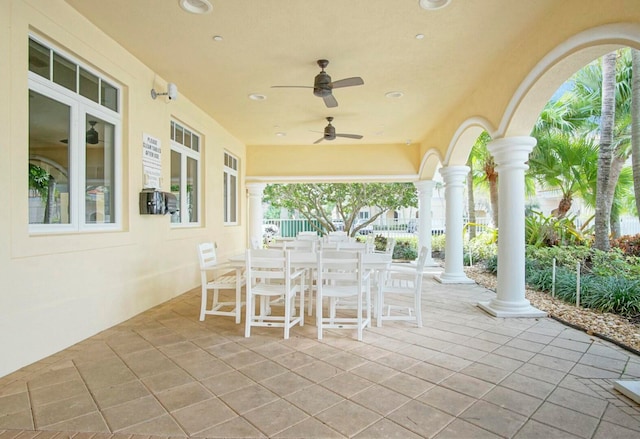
414, 180, 436, 194
487, 136, 536, 171
439, 165, 470, 186
246, 182, 267, 197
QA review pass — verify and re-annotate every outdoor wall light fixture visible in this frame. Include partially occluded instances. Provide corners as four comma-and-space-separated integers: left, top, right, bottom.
151, 83, 178, 101
419, 0, 451, 10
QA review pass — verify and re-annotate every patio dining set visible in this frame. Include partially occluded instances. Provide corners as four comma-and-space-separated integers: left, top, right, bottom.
197, 231, 428, 342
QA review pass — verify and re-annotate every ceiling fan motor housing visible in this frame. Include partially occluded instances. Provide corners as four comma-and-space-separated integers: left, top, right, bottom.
324, 124, 336, 140
313, 71, 332, 97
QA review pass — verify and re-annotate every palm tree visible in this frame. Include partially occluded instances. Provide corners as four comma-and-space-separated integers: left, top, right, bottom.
467, 131, 498, 228
528, 132, 599, 218
594, 51, 617, 250
632, 49, 640, 218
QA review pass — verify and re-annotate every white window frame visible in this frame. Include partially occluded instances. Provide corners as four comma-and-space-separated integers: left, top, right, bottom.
28, 35, 122, 234
224, 151, 239, 225
170, 121, 201, 227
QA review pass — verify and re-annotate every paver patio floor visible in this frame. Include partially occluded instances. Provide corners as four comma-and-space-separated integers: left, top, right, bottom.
1, 270, 639, 438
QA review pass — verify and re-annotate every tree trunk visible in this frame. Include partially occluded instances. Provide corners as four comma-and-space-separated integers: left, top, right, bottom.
594, 51, 617, 251
632, 49, 640, 218
606, 153, 627, 237
485, 160, 498, 228
466, 161, 476, 240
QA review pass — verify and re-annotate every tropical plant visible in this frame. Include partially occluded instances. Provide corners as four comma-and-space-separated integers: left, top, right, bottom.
524, 211, 586, 247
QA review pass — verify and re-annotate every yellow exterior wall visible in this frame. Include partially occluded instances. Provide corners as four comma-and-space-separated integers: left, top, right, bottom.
247, 143, 420, 182
0, 0, 246, 377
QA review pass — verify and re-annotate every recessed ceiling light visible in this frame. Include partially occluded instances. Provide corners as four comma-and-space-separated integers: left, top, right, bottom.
179, 0, 213, 14
212, 35, 224, 42
415, 33, 425, 40
248, 93, 266, 101
385, 91, 404, 99
275, 132, 286, 137
418, 0, 451, 10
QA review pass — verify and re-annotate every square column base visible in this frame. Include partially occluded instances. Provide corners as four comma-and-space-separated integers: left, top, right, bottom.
477, 301, 547, 318
434, 273, 475, 284
613, 380, 640, 404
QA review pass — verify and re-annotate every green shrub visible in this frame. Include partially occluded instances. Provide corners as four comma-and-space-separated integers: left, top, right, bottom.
524, 211, 586, 247
393, 238, 418, 260
431, 234, 446, 252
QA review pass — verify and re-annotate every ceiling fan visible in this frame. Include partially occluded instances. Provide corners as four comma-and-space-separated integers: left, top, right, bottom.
272, 59, 364, 108
60, 120, 101, 144
313, 117, 363, 144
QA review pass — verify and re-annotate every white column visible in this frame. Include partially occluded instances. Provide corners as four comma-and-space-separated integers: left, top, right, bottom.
246, 183, 266, 248
478, 136, 545, 317
435, 166, 474, 284
414, 180, 438, 267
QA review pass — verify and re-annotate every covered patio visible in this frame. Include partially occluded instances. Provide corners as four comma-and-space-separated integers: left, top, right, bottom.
1, 271, 639, 437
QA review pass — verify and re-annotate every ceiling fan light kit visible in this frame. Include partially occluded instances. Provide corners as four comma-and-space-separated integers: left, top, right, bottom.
179, 0, 213, 14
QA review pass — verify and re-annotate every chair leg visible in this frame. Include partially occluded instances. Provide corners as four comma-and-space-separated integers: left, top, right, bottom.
244, 293, 252, 338
235, 274, 242, 324
357, 291, 363, 342
200, 286, 207, 321
415, 290, 423, 328
284, 294, 291, 340
300, 279, 305, 327
316, 291, 323, 340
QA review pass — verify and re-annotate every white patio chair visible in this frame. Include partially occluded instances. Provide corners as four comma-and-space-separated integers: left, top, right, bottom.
336, 241, 368, 252
316, 250, 371, 341
245, 248, 305, 339
325, 231, 350, 242
297, 231, 319, 241
197, 242, 246, 323
284, 239, 317, 252
375, 237, 396, 255
377, 246, 428, 327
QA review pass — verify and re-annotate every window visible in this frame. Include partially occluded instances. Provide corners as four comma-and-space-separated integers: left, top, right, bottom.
224, 152, 238, 224
170, 121, 200, 225
28, 36, 121, 232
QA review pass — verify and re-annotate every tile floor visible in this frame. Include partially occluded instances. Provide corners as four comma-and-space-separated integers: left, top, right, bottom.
0, 271, 639, 438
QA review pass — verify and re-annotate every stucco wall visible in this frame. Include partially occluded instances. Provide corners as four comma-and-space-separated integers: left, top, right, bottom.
0, 0, 247, 377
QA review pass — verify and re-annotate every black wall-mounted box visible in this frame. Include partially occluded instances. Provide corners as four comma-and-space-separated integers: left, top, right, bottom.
139, 189, 178, 215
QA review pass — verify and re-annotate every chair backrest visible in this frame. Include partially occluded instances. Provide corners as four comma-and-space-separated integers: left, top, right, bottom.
198, 242, 218, 270
384, 238, 396, 255
297, 231, 319, 241
284, 239, 316, 252
325, 231, 350, 242
337, 241, 367, 252
246, 248, 288, 285
317, 250, 364, 288
412, 246, 429, 289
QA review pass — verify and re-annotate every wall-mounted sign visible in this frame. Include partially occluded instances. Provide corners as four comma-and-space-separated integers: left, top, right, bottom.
142, 133, 162, 189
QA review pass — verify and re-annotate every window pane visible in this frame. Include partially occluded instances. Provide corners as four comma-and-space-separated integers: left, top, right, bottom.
230, 174, 237, 222
192, 135, 199, 152
85, 116, 115, 224
29, 39, 50, 79
29, 91, 71, 224
187, 157, 198, 222
184, 129, 192, 149
223, 172, 228, 222
53, 53, 76, 92
170, 121, 176, 141
79, 68, 99, 103
175, 125, 184, 145
171, 150, 181, 223
101, 80, 118, 112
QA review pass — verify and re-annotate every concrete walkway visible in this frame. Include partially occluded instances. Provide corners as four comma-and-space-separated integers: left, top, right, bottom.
0, 274, 639, 438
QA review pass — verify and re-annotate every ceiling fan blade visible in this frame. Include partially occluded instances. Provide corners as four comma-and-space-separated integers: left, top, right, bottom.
271, 85, 314, 89
336, 133, 363, 140
313, 137, 325, 144
323, 94, 338, 108
331, 77, 364, 89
